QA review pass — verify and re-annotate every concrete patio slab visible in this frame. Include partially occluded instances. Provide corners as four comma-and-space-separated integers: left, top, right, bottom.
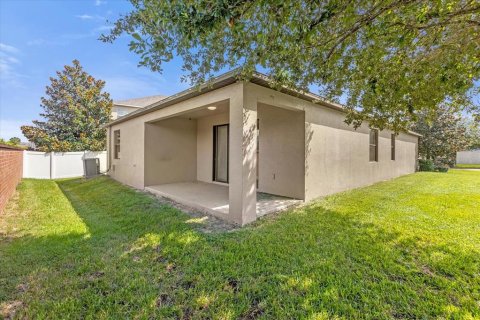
145, 181, 301, 220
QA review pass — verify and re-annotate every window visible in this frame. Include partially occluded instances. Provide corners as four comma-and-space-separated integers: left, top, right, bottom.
114, 130, 120, 159
369, 129, 378, 162
391, 134, 396, 160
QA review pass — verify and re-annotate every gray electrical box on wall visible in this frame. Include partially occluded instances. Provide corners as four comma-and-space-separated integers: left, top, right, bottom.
83, 158, 100, 178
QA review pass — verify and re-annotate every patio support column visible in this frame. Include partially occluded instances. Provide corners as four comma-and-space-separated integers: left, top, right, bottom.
229, 82, 257, 225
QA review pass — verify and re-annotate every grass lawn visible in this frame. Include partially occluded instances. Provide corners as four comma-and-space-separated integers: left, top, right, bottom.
1, 171, 479, 319
455, 164, 480, 169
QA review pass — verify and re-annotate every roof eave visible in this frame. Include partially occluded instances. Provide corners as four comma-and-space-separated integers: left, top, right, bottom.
113, 103, 145, 108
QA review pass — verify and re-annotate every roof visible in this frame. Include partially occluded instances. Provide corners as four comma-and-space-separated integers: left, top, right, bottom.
113, 95, 167, 108
105, 70, 422, 137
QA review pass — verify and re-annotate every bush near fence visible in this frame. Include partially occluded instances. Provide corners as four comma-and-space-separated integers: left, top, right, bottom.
0, 144, 23, 213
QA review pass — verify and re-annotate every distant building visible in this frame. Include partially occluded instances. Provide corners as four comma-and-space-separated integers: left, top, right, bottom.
112, 95, 166, 120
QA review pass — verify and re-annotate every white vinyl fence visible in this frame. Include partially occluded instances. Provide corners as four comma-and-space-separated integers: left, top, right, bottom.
23, 151, 107, 179
456, 150, 480, 165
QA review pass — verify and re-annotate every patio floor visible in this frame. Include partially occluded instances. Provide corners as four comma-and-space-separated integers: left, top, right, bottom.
145, 181, 302, 218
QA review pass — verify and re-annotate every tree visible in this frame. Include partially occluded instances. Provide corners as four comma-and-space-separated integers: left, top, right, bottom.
0, 137, 26, 149
102, 0, 480, 132
464, 117, 480, 150
21, 60, 112, 152
8, 137, 21, 146
411, 106, 470, 166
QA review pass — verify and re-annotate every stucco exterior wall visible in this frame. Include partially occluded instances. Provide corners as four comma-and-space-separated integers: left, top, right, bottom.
196, 112, 229, 183
304, 106, 418, 201
257, 103, 305, 199
244, 82, 418, 202
108, 82, 243, 190
109, 119, 145, 189
145, 118, 197, 186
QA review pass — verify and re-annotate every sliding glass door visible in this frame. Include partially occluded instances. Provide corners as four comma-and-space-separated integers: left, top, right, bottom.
213, 124, 229, 183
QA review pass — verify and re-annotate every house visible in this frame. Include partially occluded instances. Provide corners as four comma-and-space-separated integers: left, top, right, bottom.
112, 95, 166, 119
105, 70, 420, 225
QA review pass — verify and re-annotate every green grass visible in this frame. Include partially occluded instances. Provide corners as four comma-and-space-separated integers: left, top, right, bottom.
1, 171, 479, 319
455, 164, 480, 169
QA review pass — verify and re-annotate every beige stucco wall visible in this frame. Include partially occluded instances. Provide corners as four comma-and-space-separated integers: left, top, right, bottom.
144, 118, 197, 186
109, 119, 145, 189
257, 103, 305, 199
196, 112, 229, 183
303, 106, 418, 201
108, 83, 242, 190
243, 82, 418, 202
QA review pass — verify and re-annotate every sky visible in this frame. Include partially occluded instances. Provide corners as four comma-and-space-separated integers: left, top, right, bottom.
0, 0, 191, 140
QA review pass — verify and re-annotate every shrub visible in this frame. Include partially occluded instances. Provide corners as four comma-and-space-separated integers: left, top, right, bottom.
419, 159, 435, 172
435, 166, 449, 173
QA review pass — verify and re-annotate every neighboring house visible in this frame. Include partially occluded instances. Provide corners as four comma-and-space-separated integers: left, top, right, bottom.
112, 95, 167, 120
105, 70, 420, 226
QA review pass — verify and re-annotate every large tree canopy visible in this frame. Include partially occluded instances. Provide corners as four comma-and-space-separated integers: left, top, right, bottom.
102, 0, 480, 131
464, 116, 480, 149
411, 105, 470, 166
21, 60, 112, 152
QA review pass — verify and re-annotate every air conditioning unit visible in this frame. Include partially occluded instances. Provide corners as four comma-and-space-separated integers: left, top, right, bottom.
83, 158, 100, 178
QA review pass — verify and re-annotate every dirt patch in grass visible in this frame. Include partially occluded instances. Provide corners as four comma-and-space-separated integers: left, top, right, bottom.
1, 300, 23, 320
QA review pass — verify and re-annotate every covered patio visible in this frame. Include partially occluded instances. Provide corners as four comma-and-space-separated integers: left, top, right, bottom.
145, 182, 302, 219
140, 82, 305, 225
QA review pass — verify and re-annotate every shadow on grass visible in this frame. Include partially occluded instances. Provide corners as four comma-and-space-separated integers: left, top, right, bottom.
1, 176, 479, 319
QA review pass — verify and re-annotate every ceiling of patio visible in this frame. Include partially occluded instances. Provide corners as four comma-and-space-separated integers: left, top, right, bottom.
178, 100, 229, 119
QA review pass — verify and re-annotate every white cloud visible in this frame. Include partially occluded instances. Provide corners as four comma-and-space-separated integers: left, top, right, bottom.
26, 38, 68, 46
95, 0, 107, 6
0, 43, 25, 87
26, 39, 46, 46
5, 56, 20, 64
94, 25, 113, 32
76, 14, 106, 21
76, 14, 94, 20
0, 43, 19, 54
0, 119, 28, 140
